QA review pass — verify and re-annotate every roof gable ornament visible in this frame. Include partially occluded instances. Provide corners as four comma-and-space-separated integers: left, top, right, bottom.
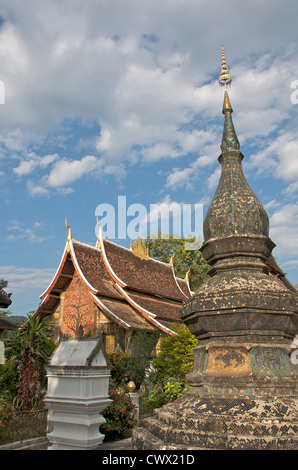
130, 235, 149, 260
65, 218, 72, 252
96, 217, 102, 249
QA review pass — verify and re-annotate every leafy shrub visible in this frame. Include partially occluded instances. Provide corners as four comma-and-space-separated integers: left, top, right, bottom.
151, 323, 197, 386
141, 379, 189, 414
109, 331, 160, 389
0, 398, 16, 437
1, 315, 56, 410
0, 360, 19, 402
139, 323, 196, 415
100, 380, 136, 441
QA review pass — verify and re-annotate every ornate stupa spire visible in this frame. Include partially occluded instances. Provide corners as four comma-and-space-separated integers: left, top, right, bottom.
132, 48, 298, 451
203, 48, 270, 248
218, 49, 240, 151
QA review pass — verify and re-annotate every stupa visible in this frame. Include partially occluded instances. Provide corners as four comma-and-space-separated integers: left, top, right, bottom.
132, 48, 298, 450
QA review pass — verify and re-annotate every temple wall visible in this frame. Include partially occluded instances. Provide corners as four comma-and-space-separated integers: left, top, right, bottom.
60, 274, 96, 339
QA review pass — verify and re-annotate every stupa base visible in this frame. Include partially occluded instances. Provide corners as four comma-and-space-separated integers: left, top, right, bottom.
132, 393, 298, 450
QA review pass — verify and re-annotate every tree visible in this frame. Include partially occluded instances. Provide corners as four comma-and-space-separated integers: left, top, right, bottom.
151, 322, 198, 385
0, 279, 8, 289
0, 309, 12, 319
146, 231, 209, 291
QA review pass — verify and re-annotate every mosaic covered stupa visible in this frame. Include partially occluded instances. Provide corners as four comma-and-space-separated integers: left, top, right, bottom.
133, 48, 298, 450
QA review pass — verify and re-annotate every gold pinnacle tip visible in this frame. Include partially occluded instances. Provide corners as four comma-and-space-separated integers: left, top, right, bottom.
219, 46, 232, 87
65, 218, 72, 242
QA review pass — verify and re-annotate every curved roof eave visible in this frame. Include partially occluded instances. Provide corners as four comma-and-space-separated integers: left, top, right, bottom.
115, 283, 176, 335
90, 292, 131, 329
40, 243, 69, 300
97, 226, 127, 288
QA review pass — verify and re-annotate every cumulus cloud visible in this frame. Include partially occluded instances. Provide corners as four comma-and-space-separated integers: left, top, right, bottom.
13, 152, 58, 176
248, 132, 298, 182
45, 155, 103, 188
7, 220, 49, 243
0, 0, 295, 200
0, 265, 55, 295
269, 203, 298, 260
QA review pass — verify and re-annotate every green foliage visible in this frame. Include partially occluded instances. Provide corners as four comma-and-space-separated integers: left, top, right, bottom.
151, 323, 198, 385
141, 380, 189, 414
0, 279, 8, 289
0, 398, 16, 436
146, 231, 209, 291
100, 380, 136, 441
109, 331, 160, 389
4, 315, 55, 363
0, 360, 19, 402
0, 309, 12, 319
1, 315, 56, 409
138, 323, 197, 414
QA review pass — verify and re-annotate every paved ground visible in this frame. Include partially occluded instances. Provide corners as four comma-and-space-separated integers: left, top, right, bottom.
0, 437, 133, 450
97, 438, 133, 450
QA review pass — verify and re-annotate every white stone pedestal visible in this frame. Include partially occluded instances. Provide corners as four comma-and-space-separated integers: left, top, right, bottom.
45, 338, 111, 450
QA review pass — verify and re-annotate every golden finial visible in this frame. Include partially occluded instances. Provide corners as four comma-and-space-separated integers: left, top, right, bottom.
65, 218, 72, 242
218, 46, 232, 88
96, 217, 102, 249
184, 269, 190, 282
169, 254, 174, 266
131, 234, 149, 260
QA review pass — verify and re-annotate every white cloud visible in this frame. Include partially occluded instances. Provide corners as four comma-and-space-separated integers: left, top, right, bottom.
248, 132, 298, 182
27, 181, 50, 197
0, 265, 55, 295
269, 203, 298, 259
7, 220, 49, 243
166, 167, 194, 190
45, 155, 103, 188
13, 152, 59, 176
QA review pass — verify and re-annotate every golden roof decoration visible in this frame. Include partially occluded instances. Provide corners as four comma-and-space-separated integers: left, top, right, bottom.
65, 218, 72, 241
65, 218, 72, 252
96, 217, 102, 249
130, 235, 149, 260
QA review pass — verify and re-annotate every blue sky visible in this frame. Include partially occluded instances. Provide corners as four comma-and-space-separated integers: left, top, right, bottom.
0, 0, 298, 317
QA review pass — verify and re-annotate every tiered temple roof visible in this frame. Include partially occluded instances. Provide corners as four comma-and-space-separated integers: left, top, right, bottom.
33, 226, 192, 336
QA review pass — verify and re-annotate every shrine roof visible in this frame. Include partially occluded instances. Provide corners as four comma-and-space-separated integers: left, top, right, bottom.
100, 237, 188, 302
0, 289, 12, 309
92, 295, 156, 331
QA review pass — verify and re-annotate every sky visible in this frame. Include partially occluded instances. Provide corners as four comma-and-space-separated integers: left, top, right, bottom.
0, 0, 298, 317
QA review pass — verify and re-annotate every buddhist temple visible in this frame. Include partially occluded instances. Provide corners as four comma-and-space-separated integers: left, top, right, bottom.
133, 48, 298, 450
33, 221, 191, 353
